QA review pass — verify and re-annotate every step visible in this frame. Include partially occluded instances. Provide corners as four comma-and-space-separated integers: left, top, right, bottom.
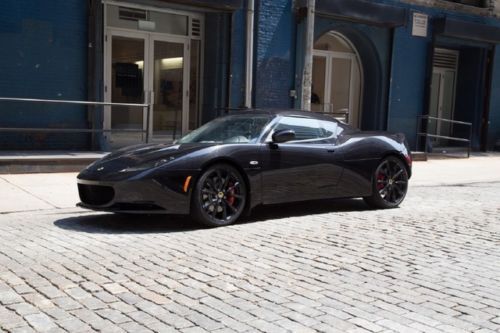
0, 151, 108, 174
411, 151, 428, 161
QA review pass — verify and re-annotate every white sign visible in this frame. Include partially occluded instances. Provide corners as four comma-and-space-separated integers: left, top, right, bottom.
412, 13, 428, 38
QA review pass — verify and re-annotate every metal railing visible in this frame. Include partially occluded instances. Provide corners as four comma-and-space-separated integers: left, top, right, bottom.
417, 115, 473, 158
0, 96, 152, 143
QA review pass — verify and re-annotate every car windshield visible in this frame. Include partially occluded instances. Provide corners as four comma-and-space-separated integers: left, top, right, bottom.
177, 114, 272, 144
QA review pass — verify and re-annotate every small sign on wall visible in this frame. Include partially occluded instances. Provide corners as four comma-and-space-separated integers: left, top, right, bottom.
412, 12, 428, 38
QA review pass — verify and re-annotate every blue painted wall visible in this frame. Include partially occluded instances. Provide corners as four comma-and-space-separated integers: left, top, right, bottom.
488, 46, 500, 150
387, 14, 432, 149
229, 8, 246, 109
0, 0, 88, 150
377, 1, 500, 150
1, 0, 500, 151
253, 0, 296, 109
202, 13, 232, 122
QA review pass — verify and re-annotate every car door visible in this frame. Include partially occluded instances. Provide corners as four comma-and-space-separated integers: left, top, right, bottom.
260, 116, 344, 205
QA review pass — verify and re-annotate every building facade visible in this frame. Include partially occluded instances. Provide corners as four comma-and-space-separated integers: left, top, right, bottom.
1, 0, 500, 152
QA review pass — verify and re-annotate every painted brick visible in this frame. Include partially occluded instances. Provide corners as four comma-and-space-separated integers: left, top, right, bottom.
254, 0, 296, 108
0, 0, 88, 150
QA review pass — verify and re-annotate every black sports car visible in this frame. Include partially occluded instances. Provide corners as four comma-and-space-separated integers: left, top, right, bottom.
77, 110, 412, 227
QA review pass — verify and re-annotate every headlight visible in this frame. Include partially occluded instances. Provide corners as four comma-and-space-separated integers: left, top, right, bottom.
119, 156, 175, 172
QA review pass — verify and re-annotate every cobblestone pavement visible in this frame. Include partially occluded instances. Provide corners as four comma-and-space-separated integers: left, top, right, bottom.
1, 179, 500, 332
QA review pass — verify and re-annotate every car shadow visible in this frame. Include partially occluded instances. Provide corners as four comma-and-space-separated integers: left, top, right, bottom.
54, 213, 198, 234
242, 198, 370, 223
53, 198, 370, 234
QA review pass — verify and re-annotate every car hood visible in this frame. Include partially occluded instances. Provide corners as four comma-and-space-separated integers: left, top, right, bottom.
80, 143, 215, 178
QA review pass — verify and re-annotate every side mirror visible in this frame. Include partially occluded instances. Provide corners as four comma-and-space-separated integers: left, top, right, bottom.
272, 129, 295, 143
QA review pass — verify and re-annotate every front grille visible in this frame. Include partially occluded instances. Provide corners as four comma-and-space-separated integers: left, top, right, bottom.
78, 184, 114, 206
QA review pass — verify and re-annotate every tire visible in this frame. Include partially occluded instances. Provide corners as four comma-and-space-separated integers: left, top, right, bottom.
364, 156, 409, 209
191, 164, 247, 227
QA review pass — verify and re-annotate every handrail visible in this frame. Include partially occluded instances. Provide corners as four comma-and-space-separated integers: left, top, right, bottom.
420, 115, 472, 126
0, 97, 149, 108
417, 132, 470, 143
0, 96, 153, 145
417, 115, 472, 158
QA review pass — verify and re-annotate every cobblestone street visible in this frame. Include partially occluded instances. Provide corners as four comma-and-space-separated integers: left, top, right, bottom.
1, 160, 500, 332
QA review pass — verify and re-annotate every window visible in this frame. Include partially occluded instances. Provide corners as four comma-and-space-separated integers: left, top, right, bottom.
320, 120, 341, 139
274, 117, 322, 141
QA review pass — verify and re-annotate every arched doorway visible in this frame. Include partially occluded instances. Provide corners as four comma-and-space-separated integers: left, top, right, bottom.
311, 32, 363, 128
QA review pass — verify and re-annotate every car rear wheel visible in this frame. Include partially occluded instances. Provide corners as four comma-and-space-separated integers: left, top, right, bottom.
364, 156, 409, 209
192, 164, 247, 227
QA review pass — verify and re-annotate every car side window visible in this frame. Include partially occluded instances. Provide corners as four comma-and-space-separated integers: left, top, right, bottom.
274, 117, 322, 142
319, 120, 340, 139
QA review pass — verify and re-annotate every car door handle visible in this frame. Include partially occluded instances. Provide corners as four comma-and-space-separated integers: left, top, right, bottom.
327, 149, 335, 153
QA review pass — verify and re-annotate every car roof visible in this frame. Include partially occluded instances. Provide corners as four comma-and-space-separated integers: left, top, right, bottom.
223, 108, 342, 123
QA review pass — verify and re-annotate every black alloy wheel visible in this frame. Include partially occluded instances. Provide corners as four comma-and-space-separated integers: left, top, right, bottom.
364, 156, 409, 209
192, 164, 247, 227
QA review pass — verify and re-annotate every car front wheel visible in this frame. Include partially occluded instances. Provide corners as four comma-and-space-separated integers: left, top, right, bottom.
364, 156, 409, 209
191, 164, 247, 227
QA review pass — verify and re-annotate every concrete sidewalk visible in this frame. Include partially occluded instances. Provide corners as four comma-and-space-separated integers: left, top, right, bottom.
0, 155, 499, 214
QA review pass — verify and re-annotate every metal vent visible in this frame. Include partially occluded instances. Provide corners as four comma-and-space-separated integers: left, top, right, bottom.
433, 49, 459, 70
191, 18, 201, 37
119, 7, 147, 21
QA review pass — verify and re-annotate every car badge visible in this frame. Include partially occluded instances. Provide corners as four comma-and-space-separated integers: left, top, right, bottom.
249, 161, 259, 166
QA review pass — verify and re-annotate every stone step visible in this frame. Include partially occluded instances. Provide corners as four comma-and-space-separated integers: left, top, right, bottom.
0, 151, 108, 174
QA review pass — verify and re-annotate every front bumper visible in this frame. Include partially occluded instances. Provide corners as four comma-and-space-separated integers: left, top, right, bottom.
77, 178, 191, 215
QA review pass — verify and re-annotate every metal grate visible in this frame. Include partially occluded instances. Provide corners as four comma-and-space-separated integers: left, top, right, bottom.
119, 7, 147, 21
433, 49, 459, 70
191, 18, 201, 37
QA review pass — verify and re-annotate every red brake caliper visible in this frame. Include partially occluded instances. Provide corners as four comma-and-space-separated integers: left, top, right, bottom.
377, 173, 385, 190
226, 182, 235, 206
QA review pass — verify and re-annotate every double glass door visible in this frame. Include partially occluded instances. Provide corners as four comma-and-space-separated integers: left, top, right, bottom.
106, 30, 190, 146
311, 51, 361, 127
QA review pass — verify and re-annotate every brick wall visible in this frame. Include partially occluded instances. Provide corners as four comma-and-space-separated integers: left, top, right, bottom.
0, 0, 89, 150
254, 0, 296, 108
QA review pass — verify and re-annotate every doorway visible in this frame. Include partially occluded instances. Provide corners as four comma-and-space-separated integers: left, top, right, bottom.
428, 48, 459, 145
312, 32, 362, 127
104, 4, 203, 147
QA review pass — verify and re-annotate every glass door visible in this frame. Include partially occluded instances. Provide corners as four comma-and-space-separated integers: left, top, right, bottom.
107, 31, 148, 146
330, 57, 352, 119
311, 55, 327, 113
105, 32, 192, 147
149, 37, 188, 142
429, 69, 456, 144
311, 51, 359, 125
